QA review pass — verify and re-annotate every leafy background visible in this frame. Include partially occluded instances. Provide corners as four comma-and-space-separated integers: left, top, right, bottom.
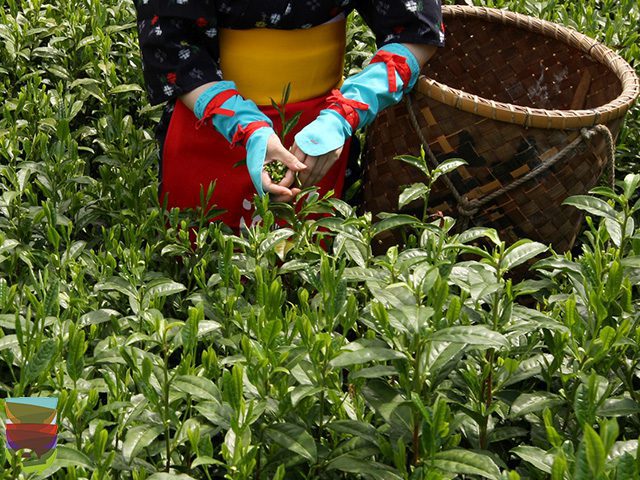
0, 0, 638, 479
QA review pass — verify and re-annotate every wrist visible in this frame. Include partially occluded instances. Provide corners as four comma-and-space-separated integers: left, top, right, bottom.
194, 81, 273, 144
294, 107, 352, 157
245, 126, 276, 198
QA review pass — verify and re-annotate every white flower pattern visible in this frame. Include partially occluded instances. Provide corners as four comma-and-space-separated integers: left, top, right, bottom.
135, 0, 444, 105
134, 0, 444, 224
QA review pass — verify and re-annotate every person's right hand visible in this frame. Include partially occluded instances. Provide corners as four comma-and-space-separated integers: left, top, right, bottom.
261, 133, 307, 203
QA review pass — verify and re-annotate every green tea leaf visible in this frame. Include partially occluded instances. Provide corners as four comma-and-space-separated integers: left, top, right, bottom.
398, 183, 429, 209
551, 453, 567, 480
266, 423, 317, 462
330, 347, 406, 367
326, 456, 404, 479
173, 375, 220, 401
349, 365, 398, 379
44, 277, 60, 317
79, 309, 120, 327
67, 327, 86, 382
54, 445, 95, 469
259, 228, 295, 255
395, 154, 430, 177
373, 214, 419, 236
147, 474, 197, 480
326, 420, 378, 444
510, 392, 565, 418
433, 158, 467, 178
501, 240, 548, 271
512, 446, 553, 474
433, 449, 501, 479
290, 385, 324, 407
457, 227, 501, 246
222, 365, 244, 411
110, 84, 143, 94
583, 424, 605, 477
122, 424, 163, 463
597, 398, 640, 417
429, 326, 508, 348
0, 335, 18, 352
144, 278, 186, 300
615, 453, 638, 480
190, 456, 225, 468
608, 440, 638, 463
26, 339, 57, 383
562, 195, 618, 221
622, 173, 640, 200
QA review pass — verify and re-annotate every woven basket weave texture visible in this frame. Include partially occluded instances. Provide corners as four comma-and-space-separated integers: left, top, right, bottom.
362, 6, 639, 252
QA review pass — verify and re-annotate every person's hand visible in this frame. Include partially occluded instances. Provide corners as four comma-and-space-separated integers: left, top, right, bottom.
290, 142, 343, 188
262, 134, 307, 202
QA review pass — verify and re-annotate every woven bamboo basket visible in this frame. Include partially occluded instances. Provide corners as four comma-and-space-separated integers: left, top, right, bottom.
362, 6, 639, 253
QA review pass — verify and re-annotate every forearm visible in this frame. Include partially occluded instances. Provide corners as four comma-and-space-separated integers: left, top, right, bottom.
179, 81, 220, 112
402, 43, 437, 70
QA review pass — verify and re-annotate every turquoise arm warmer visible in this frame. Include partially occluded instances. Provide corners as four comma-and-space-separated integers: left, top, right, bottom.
194, 81, 274, 197
294, 43, 421, 157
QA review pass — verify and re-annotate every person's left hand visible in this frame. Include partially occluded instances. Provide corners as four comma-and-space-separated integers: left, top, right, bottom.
290, 142, 343, 188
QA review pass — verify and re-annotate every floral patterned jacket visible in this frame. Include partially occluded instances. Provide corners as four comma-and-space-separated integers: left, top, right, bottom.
134, 0, 445, 106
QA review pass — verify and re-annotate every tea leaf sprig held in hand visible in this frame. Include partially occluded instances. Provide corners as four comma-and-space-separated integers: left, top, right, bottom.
266, 83, 302, 185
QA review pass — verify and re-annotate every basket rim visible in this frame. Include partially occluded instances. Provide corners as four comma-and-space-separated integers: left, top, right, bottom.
417, 5, 640, 129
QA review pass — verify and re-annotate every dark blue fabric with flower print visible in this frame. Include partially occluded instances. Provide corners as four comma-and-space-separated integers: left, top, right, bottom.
134, 0, 445, 106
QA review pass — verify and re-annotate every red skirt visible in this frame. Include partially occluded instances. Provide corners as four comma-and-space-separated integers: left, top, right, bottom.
160, 94, 351, 234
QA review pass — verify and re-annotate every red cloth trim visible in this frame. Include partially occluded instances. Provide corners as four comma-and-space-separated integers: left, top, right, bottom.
230, 120, 271, 148
160, 95, 352, 237
195, 89, 240, 129
326, 89, 370, 131
369, 50, 412, 93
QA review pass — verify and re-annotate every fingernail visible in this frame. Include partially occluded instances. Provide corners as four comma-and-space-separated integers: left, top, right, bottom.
298, 163, 307, 169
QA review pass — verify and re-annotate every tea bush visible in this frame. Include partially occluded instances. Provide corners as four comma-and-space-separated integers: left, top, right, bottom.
0, 0, 639, 479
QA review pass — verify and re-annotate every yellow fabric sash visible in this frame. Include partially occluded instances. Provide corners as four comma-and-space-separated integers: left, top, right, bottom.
219, 18, 346, 106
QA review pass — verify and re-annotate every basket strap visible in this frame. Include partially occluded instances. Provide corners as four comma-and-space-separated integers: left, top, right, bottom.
403, 94, 617, 231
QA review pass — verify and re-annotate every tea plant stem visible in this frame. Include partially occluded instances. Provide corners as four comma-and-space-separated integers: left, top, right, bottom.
618, 360, 640, 405
422, 191, 430, 223
163, 342, 171, 472
479, 415, 489, 451
413, 411, 420, 465
255, 426, 265, 480
411, 339, 427, 465
483, 351, 495, 430
619, 208, 631, 256
318, 390, 325, 432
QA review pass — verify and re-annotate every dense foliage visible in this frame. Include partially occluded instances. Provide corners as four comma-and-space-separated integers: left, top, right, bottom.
0, 0, 638, 479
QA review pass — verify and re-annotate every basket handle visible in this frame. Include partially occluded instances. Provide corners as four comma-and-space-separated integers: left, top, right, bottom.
403, 94, 616, 231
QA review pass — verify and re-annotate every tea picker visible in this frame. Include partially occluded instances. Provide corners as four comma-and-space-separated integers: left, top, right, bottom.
134, 1, 445, 234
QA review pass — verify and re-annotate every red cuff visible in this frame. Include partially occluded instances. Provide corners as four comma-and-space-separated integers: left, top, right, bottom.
230, 121, 271, 148
195, 89, 240, 129
325, 89, 370, 131
369, 50, 412, 93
